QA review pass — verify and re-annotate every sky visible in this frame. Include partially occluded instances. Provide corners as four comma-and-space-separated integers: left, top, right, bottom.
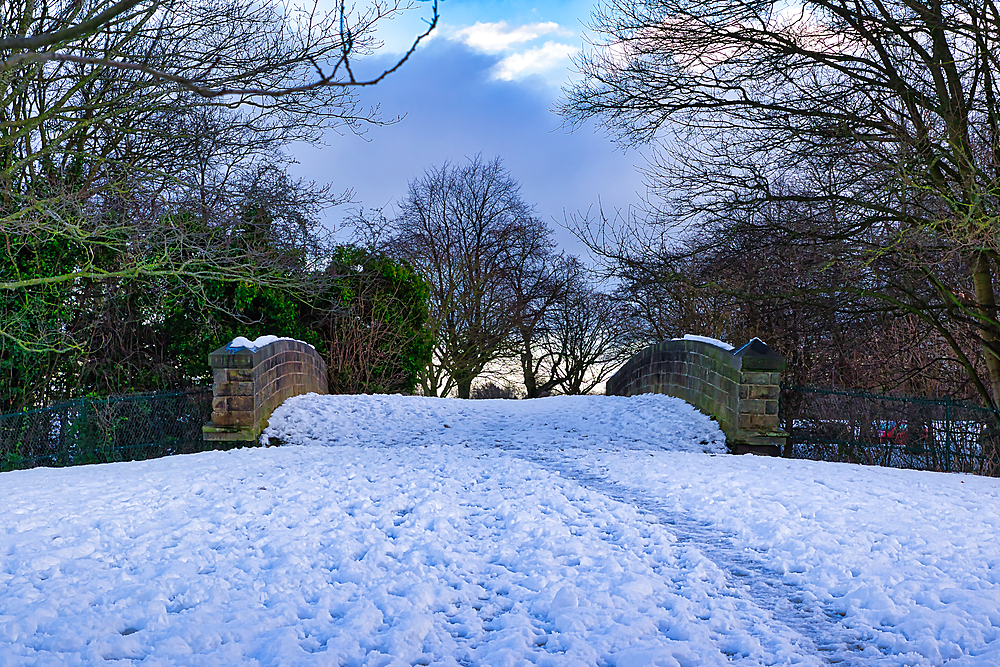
288, 0, 648, 258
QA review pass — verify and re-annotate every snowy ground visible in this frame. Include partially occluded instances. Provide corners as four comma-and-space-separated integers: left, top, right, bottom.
2, 394, 1000, 666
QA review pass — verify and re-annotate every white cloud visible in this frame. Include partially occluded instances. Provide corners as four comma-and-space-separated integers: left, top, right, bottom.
451, 21, 573, 54
492, 41, 580, 82
443, 21, 579, 83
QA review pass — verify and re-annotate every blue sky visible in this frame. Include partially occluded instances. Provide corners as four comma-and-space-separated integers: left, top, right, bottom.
288, 0, 647, 257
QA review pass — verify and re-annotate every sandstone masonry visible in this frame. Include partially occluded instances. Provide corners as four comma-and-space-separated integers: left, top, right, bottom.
202, 339, 328, 443
606, 338, 787, 454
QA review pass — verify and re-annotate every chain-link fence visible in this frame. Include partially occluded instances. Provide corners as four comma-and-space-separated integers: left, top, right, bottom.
1, 389, 217, 473
782, 386, 1000, 476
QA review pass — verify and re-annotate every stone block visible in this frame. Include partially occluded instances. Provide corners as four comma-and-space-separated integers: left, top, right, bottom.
211, 410, 233, 427
209, 346, 254, 369
733, 443, 782, 456
258, 367, 277, 389
747, 384, 779, 400
227, 368, 253, 383
734, 431, 788, 446
214, 381, 253, 397
734, 338, 786, 371
226, 395, 254, 412
212, 409, 252, 428
739, 413, 780, 430
274, 372, 290, 390
203, 425, 257, 442
740, 371, 772, 385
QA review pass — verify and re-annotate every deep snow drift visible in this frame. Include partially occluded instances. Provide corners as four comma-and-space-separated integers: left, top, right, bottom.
1, 393, 999, 666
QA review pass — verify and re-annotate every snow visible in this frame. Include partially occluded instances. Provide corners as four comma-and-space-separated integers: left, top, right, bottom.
226, 336, 313, 352
2, 393, 1000, 666
677, 334, 735, 351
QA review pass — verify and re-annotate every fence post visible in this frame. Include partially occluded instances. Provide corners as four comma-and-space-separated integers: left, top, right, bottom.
944, 397, 952, 473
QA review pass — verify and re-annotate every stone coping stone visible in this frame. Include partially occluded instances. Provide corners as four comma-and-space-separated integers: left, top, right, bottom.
733, 338, 786, 372
608, 338, 785, 390
208, 339, 320, 370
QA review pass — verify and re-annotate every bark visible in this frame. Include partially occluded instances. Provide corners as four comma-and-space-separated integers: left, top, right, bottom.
972, 253, 1000, 410
521, 346, 538, 399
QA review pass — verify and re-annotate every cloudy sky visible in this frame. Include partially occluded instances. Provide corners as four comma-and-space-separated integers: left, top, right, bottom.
288, 0, 648, 257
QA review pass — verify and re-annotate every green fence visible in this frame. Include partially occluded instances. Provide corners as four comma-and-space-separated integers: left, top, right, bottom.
0, 389, 217, 473
782, 386, 1000, 476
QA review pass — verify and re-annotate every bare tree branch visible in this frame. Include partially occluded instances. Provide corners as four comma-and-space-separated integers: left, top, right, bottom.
1, 1, 439, 99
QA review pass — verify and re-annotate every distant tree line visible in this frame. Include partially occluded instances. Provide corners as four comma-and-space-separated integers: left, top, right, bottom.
352, 155, 634, 399
2, 192, 433, 411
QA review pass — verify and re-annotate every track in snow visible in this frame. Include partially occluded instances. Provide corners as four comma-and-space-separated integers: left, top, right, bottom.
503, 444, 898, 666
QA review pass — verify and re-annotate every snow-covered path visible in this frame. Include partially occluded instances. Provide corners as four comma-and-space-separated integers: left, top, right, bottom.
1, 394, 1000, 666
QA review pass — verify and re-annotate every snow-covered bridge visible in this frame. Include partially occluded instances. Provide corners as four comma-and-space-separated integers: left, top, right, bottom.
2, 393, 999, 665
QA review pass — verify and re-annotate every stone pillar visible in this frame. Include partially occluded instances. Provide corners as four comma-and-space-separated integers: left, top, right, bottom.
732, 339, 787, 455
203, 347, 257, 442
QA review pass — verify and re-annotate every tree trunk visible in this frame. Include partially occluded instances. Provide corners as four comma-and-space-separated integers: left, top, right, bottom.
521, 349, 538, 399
457, 378, 472, 399
972, 253, 1000, 410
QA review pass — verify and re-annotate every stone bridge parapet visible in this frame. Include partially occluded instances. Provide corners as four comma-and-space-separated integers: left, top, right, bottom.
202, 338, 327, 443
606, 337, 787, 454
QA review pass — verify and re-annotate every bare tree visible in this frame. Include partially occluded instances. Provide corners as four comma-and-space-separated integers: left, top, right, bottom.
606, 195, 989, 398
503, 225, 567, 398
561, 0, 1000, 409
528, 258, 633, 395
386, 155, 551, 398
552, 291, 630, 395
